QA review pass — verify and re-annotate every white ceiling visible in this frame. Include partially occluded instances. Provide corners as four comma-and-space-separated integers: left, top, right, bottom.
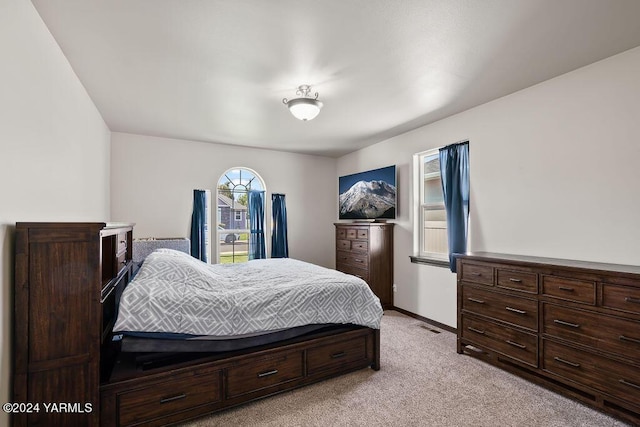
31, 0, 640, 157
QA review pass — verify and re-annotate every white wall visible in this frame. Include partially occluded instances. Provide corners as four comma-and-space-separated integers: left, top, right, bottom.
110, 132, 337, 267
0, 1, 111, 423
338, 46, 640, 328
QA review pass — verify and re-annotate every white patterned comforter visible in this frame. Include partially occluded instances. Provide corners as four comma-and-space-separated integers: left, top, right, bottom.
113, 249, 383, 336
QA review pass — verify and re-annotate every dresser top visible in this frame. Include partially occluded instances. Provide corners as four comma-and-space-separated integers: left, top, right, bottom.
457, 251, 640, 277
16, 222, 134, 229
334, 221, 394, 226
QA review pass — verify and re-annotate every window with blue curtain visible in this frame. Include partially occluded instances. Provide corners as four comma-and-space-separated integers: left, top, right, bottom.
413, 149, 448, 263
248, 190, 266, 260
439, 141, 470, 272
271, 193, 289, 258
216, 168, 265, 263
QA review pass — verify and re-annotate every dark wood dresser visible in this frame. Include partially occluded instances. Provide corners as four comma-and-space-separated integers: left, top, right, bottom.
334, 222, 394, 308
13, 222, 134, 427
456, 252, 640, 424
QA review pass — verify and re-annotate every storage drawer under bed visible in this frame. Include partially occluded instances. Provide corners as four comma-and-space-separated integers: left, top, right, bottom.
226, 349, 304, 398
307, 336, 368, 375
117, 367, 222, 427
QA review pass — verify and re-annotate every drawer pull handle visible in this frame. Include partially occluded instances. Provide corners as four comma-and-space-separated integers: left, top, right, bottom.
558, 286, 574, 292
553, 319, 580, 328
467, 298, 485, 304
554, 357, 580, 368
619, 335, 640, 345
625, 297, 640, 304
160, 393, 186, 404
619, 379, 640, 390
509, 278, 522, 283
506, 340, 526, 349
505, 306, 526, 315
467, 327, 485, 335
331, 351, 346, 359
471, 272, 482, 276
257, 369, 279, 378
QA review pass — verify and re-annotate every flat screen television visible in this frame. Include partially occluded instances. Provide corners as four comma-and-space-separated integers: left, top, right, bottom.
339, 165, 396, 220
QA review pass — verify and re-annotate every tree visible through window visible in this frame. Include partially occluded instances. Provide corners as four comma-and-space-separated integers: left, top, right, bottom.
216, 168, 265, 264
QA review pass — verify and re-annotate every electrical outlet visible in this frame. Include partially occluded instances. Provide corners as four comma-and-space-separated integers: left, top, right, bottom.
393, 283, 397, 292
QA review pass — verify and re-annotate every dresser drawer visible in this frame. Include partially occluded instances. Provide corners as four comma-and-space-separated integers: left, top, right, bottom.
336, 263, 369, 282
356, 229, 368, 239
496, 269, 537, 294
336, 228, 347, 239
460, 263, 494, 286
118, 368, 222, 427
337, 239, 351, 250
307, 336, 367, 375
543, 339, 640, 407
350, 240, 368, 252
336, 250, 369, 268
462, 315, 537, 367
542, 275, 595, 305
462, 286, 538, 331
602, 283, 640, 315
226, 350, 303, 398
543, 303, 640, 362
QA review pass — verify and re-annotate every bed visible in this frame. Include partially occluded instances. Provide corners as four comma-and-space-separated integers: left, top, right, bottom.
100, 249, 382, 426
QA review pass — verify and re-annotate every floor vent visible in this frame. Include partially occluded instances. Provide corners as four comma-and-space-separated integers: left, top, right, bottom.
420, 325, 441, 334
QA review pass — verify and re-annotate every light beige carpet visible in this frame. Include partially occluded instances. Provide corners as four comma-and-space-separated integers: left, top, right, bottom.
181, 311, 630, 426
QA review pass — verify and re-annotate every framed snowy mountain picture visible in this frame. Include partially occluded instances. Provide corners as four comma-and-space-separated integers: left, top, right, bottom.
338, 165, 396, 220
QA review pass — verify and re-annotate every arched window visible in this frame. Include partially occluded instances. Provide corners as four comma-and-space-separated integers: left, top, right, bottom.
216, 168, 265, 264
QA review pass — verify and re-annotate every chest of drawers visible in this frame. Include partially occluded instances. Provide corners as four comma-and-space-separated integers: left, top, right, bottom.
334, 223, 394, 308
457, 252, 640, 425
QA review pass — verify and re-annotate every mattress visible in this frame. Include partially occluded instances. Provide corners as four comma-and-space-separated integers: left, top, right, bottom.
113, 249, 383, 337
118, 324, 356, 353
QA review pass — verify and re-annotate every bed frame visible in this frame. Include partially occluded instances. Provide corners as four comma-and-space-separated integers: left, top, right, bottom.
100, 252, 380, 426
100, 325, 380, 426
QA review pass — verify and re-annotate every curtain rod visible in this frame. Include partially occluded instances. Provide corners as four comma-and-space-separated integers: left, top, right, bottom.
444, 139, 469, 148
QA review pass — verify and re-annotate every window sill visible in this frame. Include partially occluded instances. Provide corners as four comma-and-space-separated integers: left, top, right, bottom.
409, 255, 450, 268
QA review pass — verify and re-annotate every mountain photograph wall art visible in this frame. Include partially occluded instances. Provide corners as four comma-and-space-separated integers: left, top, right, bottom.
338, 165, 396, 220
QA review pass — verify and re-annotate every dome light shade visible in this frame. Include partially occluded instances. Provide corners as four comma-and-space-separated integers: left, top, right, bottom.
286, 97, 323, 121
283, 85, 323, 121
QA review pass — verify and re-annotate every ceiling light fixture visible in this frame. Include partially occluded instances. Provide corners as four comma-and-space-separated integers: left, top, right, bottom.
282, 85, 323, 121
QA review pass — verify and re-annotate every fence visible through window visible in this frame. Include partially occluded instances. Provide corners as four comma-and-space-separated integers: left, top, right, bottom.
423, 205, 448, 254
